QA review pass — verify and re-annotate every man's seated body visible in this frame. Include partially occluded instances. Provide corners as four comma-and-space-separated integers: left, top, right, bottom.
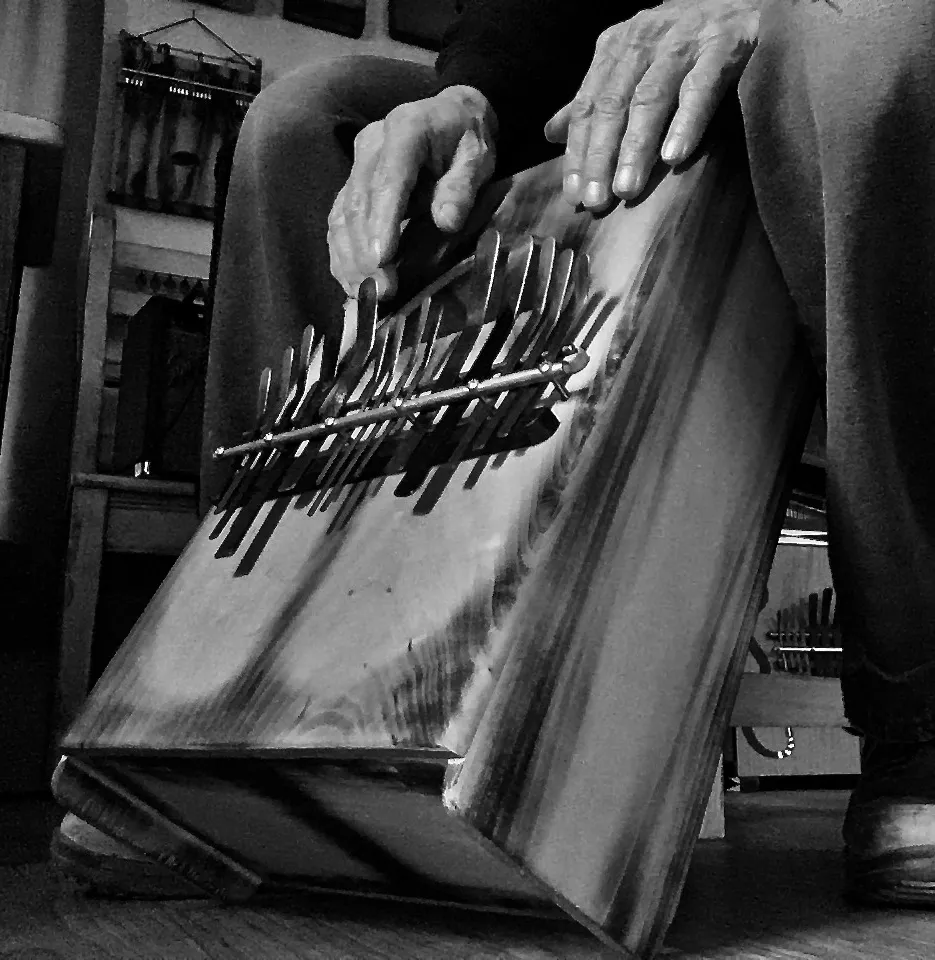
61, 0, 935, 908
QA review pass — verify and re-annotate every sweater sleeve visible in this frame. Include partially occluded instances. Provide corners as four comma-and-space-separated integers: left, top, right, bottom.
433, 1, 645, 173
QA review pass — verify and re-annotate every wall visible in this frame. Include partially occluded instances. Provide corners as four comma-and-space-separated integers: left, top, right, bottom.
86, 0, 434, 215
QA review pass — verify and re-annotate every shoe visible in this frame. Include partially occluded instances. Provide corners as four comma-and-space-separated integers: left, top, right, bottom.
843, 737, 935, 907
51, 813, 205, 899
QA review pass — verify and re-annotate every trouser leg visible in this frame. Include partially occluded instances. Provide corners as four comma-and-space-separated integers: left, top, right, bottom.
201, 55, 435, 509
740, 0, 935, 740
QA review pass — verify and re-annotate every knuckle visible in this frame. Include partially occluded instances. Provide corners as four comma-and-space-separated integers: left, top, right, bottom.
593, 91, 630, 117
594, 25, 620, 52
631, 80, 671, 109
570, 97, 595, 122
345, 188, 368, 218
352, 122, 379, 151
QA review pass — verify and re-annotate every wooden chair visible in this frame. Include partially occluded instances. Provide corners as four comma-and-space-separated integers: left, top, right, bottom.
55, 207, 211, 736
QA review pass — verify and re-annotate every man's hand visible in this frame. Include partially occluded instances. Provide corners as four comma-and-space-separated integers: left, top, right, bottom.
328, 85, 498, 299
544, 0, 760, 210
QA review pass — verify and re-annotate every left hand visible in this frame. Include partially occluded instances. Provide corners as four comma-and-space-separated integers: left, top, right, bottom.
544, 0, 761, 210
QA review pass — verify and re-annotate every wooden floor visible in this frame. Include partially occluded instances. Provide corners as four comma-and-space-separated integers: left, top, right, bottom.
1, 789, 934, 959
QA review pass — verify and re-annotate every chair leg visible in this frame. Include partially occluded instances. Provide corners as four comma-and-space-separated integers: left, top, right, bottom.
56, 486, 108, 736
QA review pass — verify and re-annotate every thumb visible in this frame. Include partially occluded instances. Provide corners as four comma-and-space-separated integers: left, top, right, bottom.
431, 122, 496, 233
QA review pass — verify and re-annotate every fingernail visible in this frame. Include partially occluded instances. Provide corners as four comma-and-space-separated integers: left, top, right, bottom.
614, 166, 637, 196
564, 173, 581, 197
661, 134, 682, 164
584, 181, 606, 207
371, 238, 383, 262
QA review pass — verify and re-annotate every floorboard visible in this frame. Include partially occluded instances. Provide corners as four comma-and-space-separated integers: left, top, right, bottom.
2, 790, 934, 959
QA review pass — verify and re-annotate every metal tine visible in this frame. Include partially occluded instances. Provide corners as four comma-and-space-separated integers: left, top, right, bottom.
465, 229, 503, 328
435, 237, 548, 455
276, 283, 381, 495
471, 240, 562, 451
512, 245, 574, 367
409, 242, 547, 512
491, 237, 556, 375
392, 236, 520, 498
395, 238, 535, 503
318, 310, 418, 512
384, 231, 502, 461
220, 342, 294, 508
494, 255, 594, 439
327, 298, 440, 523
220, 331, 329, 559
289, 278, 376, 426
470, 247, 576, 449
213, 365, 272, 515
213, 342, 299, 555
362, 298, 447, 500
274, 324, 316, 428
218, 289, 370, 555
310, 316, 403, 512
305, 324, 391, 502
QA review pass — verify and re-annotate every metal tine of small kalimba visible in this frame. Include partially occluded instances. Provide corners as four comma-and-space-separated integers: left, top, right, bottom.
213, 365, 272, 515
309, 316, 403, 513
330, 299, 442, 527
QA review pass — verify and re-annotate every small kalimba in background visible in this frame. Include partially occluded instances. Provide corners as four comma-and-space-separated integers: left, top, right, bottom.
53, 126, 817, 959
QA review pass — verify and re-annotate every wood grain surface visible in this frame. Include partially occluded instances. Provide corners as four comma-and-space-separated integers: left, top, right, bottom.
5, 792, 935, 960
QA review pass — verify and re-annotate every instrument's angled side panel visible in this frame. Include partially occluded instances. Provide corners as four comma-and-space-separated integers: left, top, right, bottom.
444, 150, 817, 959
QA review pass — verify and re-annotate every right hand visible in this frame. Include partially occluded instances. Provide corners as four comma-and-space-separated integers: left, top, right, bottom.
328, 85, 498, 300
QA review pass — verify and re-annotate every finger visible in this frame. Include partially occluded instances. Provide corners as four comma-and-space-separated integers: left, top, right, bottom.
431, 121, 496, 232
368, 113, 430, 265
661, 41, 744, 166
612, 54, 688, 199
342, 124, 385, 276
563, 34, 649, 208
328, 194, 362, 297
578, 65, 644, 210
544, 103, 571, 144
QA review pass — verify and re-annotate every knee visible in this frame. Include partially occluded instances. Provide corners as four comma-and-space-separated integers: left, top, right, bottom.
238, 57, 368, 161
237, 54, 435, 166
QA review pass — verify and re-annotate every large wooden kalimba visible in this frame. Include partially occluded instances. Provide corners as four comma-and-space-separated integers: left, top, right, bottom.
53, 131, 817, 959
